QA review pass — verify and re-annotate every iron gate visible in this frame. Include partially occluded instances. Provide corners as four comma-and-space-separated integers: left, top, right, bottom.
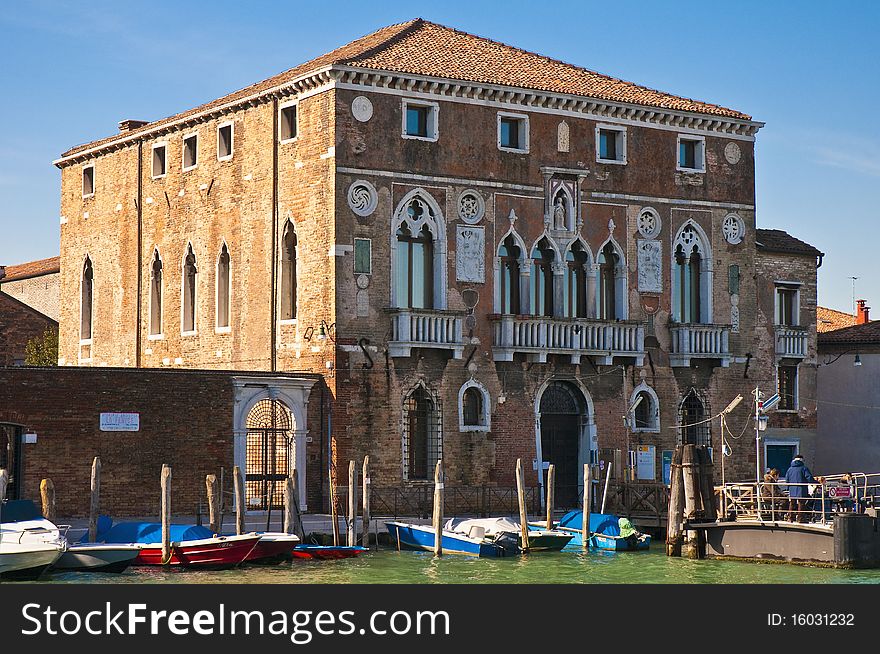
245, 399, 292, 510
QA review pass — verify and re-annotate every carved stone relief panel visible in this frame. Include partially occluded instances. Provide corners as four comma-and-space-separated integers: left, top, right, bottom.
456, 225, 485, 283
637, 239, 663, 293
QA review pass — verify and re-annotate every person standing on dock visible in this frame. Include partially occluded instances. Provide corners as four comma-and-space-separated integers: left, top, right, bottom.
784, 455, 816, 523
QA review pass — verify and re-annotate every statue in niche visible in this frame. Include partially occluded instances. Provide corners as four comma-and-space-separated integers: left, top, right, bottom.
553, 194, 567, 230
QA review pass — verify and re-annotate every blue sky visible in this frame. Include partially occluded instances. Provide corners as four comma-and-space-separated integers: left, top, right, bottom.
0, 0, 877, 314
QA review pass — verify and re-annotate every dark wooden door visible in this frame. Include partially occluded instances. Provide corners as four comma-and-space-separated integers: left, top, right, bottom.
541, 414, 579, 508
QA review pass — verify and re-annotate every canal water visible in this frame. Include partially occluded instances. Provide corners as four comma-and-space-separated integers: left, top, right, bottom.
40, 548, 880, 584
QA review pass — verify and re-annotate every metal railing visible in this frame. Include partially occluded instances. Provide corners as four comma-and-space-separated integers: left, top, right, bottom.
491, 315, 644, 362
718, 473, 880, 526
775, 326, 808, 358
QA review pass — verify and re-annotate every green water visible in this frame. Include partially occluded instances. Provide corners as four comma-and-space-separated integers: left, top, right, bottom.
40, 549, 880, 584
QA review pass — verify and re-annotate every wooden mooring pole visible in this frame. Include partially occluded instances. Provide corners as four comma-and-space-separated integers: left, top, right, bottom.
161, 464, 172, 564
0, 468, 7, 503
362, 456, 371, 548
283, 471, 303, 538
666, 445, 685, 556
329, 465, 340, 546
545, 464, 555, 530
433, 459, 443, 556
601, 460, 613, 514
40, 478, 56, 523
233, 465, 245, 535
515, 458, 530, 552
682, 445, 705, 559
206, 474, 220, 534
347, 460, 357, 547
89, 456, 101, 543
582, 463, 592, 550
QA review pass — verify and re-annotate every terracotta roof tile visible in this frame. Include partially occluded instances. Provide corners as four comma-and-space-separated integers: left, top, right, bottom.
817, 307, 857, 333
818, 320, 880, 345
755, 229, 823, 257
60, 19, 752, 160
0, 256, 60, 282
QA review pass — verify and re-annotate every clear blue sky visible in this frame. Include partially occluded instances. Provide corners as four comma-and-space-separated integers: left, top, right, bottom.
1, 0, 877, 314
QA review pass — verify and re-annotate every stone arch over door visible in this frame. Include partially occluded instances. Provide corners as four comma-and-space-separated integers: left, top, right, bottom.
534, 379, 596, 508
232, 376, 315, 511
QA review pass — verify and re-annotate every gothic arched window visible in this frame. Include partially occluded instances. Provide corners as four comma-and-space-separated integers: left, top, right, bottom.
149, 250, 162, 336
673, 223, 712, 324
630, 384, 660, 432
80, 256, 93, 341
280, 222, 297, 321
216, 243, 231, 329
598, 242, 619, 320
530, 238, 555, 317
499, 234, 522, 314
394, 194, 441, 310
564, 242, 589, 318
182, 244, 198, 333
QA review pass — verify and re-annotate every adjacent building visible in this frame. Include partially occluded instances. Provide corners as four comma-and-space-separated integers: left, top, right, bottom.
41, 19, 824, 513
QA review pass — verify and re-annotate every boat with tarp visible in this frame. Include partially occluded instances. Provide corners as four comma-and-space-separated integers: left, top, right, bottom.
531, 511, 651, 551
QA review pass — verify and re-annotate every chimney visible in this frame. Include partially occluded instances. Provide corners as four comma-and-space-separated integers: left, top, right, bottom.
857, 299, 870, 324
118, 119, 149, 132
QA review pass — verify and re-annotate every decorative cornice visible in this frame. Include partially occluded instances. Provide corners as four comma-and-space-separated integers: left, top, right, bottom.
334, 65, 764, 139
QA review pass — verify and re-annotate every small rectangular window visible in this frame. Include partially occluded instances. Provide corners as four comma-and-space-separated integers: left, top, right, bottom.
183, 134, 198, 170
596, 126, 626, 163
280, 103, 298, 142
776, 286, 799, 326
677, 135, 705, 171
217, 123, 233, 160
778, 365, 798, 410
401, 100, 438, 141
498, 113, 528, 152
151, 144, 167, 178
82, 165, 95, 197
354, 238, 371, 275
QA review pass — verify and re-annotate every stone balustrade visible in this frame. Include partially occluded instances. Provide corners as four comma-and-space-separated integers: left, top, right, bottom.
669, 323, 731, 367
775, 326, 808, 359
387, 308, 465, 359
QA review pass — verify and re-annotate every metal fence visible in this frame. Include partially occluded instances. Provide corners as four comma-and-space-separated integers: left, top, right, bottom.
333, 485, 542, 519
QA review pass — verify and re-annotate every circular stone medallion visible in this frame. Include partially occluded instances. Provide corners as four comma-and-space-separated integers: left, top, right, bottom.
356, 274, 370, 289
347, 180, 378, 217
351, 96, 373, 122
724, 142, 742, 165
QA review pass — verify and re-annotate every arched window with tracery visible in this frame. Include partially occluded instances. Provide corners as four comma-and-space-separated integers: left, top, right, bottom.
498, 234, 522, 314
403, 385, 442, 481
280, 222, 297, 320
530, 238, 555, 317
673, 223, 712, 324
680, 390, 709, 446
393, 193, 443, 310
598, 241, 624, 320
216, 243, 231, 329
564, 241, 589, 318
182, 244, 198, 333
80, 256, 93, 341
149, 250, 162, 336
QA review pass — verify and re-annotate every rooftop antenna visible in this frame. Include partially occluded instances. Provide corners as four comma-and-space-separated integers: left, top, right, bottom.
850, 276, 859, 316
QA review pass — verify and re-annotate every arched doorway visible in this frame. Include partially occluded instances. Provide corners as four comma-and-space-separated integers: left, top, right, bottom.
539, 381, 589, 508
245, 399, 293, 510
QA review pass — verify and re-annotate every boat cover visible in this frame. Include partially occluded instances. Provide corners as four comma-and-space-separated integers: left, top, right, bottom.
84, 521, 214, 544
557, 511, 622, 536
444, 517, 521, 536
0, 500, 42, 523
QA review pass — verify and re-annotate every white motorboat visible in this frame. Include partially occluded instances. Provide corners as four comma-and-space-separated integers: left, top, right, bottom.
0, 508, 67, 580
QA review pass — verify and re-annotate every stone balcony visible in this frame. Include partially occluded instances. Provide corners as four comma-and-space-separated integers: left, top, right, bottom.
490, 314, 645, 365
387, 308, 465, 359
669, 323, 731, 367
775, 325, 808, 359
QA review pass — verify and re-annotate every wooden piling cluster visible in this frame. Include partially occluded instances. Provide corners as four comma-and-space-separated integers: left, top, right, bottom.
666, 444, 716, 559
326, 456, 375, 548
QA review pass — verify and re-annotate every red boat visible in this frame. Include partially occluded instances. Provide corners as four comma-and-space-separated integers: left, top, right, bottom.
134, 534, 261, 568
244, 533, 301, 563
290, 545, 369, 560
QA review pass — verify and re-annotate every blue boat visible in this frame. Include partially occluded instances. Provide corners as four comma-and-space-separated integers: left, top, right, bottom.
530, 511, 651, 551
386, 521, 510, 557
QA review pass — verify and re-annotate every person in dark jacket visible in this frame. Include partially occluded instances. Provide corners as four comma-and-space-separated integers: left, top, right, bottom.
785, 455, 817, 522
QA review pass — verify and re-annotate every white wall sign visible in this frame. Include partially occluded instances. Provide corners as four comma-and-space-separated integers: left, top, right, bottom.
100, 412, 140, 432
636, 444, 656, 481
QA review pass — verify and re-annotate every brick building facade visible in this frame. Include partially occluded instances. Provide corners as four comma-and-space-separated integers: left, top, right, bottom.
48, 19, 820, 512
0, 256, 60, 321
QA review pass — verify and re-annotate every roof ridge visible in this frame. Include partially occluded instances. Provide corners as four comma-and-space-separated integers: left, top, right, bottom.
368, 19, 744, 117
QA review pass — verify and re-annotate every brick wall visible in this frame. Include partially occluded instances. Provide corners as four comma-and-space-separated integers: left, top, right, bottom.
0, 273, 60, 321
0, 292, 57, 366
